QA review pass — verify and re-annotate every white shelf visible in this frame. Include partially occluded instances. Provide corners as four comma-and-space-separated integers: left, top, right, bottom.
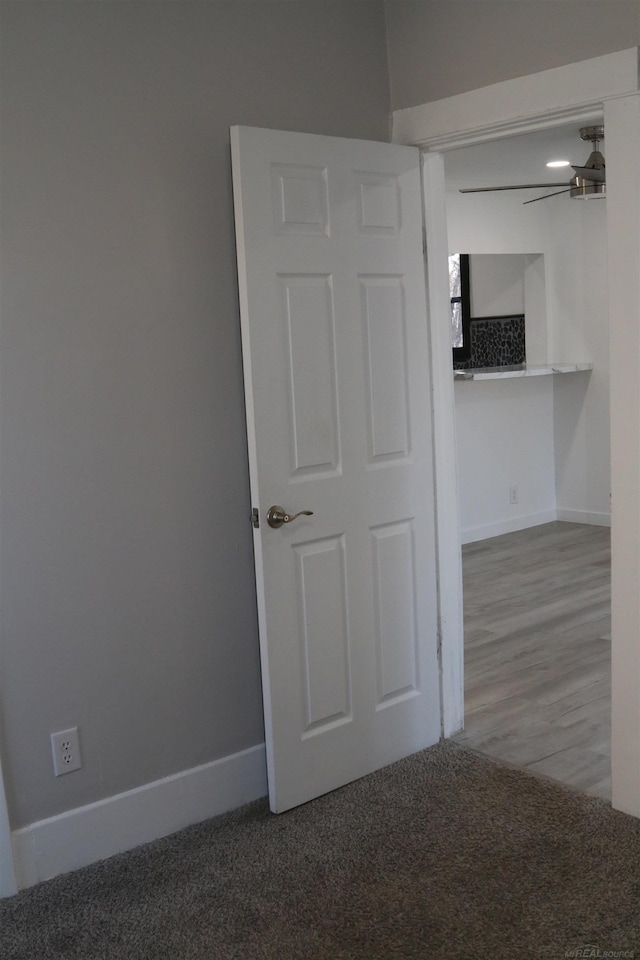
454, 362, 593, 382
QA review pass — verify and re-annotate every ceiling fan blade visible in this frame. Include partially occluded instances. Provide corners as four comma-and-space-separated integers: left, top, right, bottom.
459, 183, 567, 194
523, 188, 572, 205
571, 165, 605, 182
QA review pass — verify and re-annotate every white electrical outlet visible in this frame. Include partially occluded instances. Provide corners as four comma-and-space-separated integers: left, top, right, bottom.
51, 727, 82, 776
509, 485, 519, 505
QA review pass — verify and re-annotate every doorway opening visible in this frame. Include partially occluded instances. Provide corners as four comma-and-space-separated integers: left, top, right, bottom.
439, 123, 611, 799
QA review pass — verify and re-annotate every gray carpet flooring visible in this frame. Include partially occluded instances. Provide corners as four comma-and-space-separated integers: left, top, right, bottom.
1, 740, 639, 959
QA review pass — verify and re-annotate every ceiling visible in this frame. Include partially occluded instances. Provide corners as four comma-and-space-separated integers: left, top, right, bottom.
443, 121, 604, 191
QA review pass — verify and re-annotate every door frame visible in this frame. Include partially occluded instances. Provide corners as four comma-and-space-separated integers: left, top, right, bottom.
394, 48, 640, 816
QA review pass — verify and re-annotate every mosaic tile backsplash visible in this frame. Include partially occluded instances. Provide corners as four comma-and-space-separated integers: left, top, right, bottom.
454, 314, 526, 370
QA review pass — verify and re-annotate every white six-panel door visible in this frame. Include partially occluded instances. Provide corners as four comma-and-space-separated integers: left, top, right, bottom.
231, 126, 440, 812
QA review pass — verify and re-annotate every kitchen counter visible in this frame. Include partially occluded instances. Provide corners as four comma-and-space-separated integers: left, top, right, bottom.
453, 362, 593, 381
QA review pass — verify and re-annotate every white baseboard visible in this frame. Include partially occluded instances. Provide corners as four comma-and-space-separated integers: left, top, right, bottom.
462, 509, 611, 544
11, 743, 267, 890
556, 508, 611, 527
461, 509, 557, 545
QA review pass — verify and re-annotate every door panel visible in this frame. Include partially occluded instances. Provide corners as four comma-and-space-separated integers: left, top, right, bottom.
296, 534, 351, 734
371, 520, 419, 703
361, 276, 411, 461
281, 274, 340, 477
231, 126, 440, 812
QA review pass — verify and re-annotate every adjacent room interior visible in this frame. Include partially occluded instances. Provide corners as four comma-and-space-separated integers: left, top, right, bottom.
442, 124, 611, 798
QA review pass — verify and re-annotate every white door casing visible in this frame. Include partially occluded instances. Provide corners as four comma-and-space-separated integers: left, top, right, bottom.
232, 126, 440, 813
420, 152, 464, 738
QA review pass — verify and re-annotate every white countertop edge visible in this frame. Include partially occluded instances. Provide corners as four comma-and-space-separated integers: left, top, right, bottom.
454, 363, 593, 382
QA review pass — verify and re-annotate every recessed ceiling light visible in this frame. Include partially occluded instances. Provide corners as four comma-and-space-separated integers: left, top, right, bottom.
547, 160, 571, 168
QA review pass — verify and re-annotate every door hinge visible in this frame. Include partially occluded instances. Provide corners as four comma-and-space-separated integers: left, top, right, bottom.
251, 507, 260, 528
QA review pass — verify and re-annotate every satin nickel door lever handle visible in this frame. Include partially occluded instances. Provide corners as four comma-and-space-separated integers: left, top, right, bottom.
266, 505, 314, 529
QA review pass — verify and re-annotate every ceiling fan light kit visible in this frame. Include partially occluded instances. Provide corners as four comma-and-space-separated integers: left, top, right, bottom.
569, 126, 606, 200
460, 125, 606, 204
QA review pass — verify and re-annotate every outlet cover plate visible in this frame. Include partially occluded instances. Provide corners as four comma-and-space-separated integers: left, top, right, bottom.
51, 727, 82, 776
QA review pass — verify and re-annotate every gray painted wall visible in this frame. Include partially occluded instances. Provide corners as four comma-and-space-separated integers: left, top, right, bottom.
385, 0, 640, 108
0, 1, 390, 828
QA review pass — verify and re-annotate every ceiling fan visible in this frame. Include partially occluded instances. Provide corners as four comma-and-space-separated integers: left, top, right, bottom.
459, 126, 606, 204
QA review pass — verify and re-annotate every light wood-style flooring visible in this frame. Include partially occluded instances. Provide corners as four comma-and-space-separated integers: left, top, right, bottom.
453, 521, 611, 800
